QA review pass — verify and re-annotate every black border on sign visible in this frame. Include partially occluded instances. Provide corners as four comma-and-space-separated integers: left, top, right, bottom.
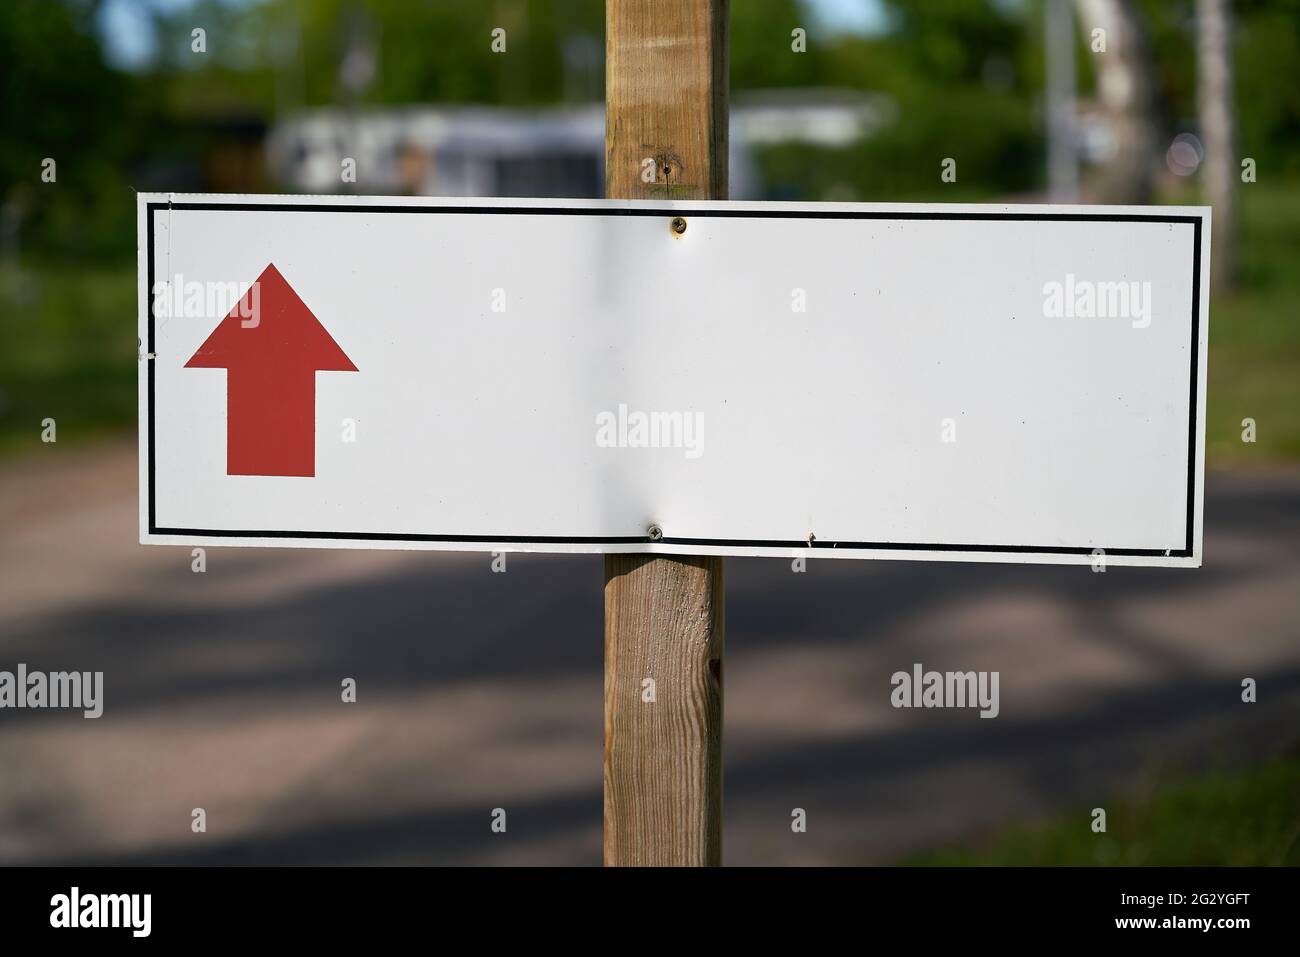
145, 202, 1203, 558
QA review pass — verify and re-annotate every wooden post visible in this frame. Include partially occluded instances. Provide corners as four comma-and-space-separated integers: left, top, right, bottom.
603, 0, 728, 867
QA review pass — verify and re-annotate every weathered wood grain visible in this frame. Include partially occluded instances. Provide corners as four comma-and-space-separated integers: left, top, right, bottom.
603, 0, 728, 867
604, 555, 724, 866
605, 0, 729, 200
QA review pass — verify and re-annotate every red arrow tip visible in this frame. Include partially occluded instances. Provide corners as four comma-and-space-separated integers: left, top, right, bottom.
184, 263, 357, 372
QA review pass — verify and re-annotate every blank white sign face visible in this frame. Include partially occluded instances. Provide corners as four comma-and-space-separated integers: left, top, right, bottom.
138, 194, 1208, 567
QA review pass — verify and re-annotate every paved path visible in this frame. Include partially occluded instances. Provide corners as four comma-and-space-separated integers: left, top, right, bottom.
1, 440, 1297, 864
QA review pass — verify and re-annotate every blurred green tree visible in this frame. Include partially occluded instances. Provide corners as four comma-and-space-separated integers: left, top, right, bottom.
0, 0, 137, 258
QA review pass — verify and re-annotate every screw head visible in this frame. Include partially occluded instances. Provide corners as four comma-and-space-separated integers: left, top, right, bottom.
670, 216, 687, 235
647, 524, 664, 541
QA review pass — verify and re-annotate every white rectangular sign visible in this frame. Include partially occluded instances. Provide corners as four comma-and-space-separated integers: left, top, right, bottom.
138, 194, 1208, 566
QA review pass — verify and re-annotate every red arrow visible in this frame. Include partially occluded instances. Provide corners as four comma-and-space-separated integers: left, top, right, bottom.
185, 263, 357, 477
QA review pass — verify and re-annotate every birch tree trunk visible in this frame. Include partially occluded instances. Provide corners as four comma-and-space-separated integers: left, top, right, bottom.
1075, 0, 1158, 205
1197, 0, 1237, 290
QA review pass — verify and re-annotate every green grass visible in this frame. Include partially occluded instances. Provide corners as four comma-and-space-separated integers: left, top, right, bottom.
0, 182, 1297, 461
1205, 184, 1300, 463
909, 749, 1300, 866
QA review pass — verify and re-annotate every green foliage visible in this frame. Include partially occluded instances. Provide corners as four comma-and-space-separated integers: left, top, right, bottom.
756, 88, 1041, 201
0, 262, 137, 454
153, 0, 605, 111
877, 0, 1031, 85
750, 0, 1044, 201
1233, 0, 1300, 178
0, 0, 138, 259
732, 0, 823, 90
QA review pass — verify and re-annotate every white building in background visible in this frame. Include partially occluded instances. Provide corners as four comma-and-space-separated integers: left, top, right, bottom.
266, 91, 891, 200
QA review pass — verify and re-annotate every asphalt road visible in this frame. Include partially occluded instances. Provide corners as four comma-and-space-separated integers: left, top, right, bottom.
1, 440, 1297, 864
